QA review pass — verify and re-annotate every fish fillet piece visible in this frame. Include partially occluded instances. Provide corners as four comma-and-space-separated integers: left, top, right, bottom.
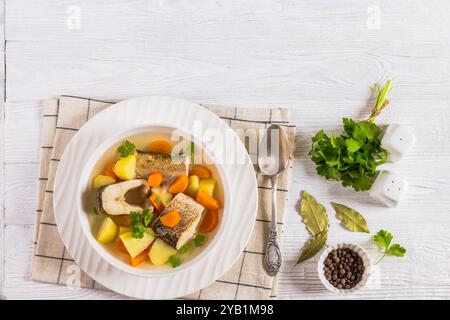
98, 179, 149, 215
154, 193, 204, 249
135, 150, 187, 181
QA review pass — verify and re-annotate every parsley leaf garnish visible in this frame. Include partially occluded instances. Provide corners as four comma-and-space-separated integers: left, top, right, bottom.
373, 229, 407, 264
142, 209, 153, 227
194, 234, 206, 247
178, 243, 191, 254
373, 229, 393, 248
129, 208, 154, 239
93, 207, 99, 215
168, 255, 182, 268
118, 140, 136, 158
387, 244, 407, 256
167, 235, 206, 268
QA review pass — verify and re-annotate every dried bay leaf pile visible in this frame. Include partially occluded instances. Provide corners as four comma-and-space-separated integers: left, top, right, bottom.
296, 191, 329, 264
296, 191, 370, 265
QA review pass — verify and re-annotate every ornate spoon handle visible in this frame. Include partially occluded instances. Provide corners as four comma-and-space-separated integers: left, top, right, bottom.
263, 176, 282, 276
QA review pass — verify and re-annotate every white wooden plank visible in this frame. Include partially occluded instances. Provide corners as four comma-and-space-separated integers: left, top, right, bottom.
0, 0, 3, 101
3, 0, 389, 42
6, 0, 450, 44
4, 101, 41, 163
0, 0, 6, 299
5, 39, 450, 103
3, 225, 128, 299
4, 163, 39, 225
0, 119, 3, 296
5, 0, 450, 103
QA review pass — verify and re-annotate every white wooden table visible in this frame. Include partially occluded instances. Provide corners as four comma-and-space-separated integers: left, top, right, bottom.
1, 0, 450, 300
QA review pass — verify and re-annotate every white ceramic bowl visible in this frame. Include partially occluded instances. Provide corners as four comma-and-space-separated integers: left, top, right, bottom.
317, 243, 371, 294
78, 125, 230, 277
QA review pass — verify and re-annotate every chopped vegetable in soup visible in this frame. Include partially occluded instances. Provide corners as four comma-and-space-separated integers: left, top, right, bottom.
90, 138, 221, 268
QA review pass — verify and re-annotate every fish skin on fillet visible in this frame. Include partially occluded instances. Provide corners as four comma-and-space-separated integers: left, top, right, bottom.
154, 193, 204, 249
135, 150, 187, 181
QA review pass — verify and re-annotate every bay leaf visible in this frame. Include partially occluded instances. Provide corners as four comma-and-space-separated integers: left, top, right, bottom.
296, 232, 328, 265
299, 191, 329, 236
331, 202, 370, 233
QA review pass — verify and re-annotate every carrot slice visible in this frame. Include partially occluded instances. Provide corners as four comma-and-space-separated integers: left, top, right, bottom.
116, 240, 128, 254
196, 191, 220, 210
189, 165, 211, 179
168, 174, 188, 193
148, 140, 172, 154
149, 193, 165, 213
199, 210, 219, 233
147, 172, 163, 187
104, 163, 119, 180
130, 249, 149, 267
160, 210, 180, 228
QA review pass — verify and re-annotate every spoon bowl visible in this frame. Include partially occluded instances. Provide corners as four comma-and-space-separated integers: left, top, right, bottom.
258, 124, 290, 176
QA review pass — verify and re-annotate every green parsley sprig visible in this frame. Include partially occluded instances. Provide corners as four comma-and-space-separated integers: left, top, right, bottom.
194, 234, 205, 247
118, 140, 136, 158
168, 255, 182, 268
129, 208, 154, 239
168, 234, 206, 268
309, 80, 392, 191
373, 229, 406, 264
178, 243, 191, 254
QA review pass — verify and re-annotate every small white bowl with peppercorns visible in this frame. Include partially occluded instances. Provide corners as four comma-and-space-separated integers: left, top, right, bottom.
318, 243, 371, 294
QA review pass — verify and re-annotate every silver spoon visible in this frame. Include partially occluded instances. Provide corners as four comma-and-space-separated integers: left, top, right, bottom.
258, 124, 290, 276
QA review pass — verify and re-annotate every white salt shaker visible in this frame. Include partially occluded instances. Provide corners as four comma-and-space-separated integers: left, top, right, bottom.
369, 170, 408, 207
381, 124, 416, 162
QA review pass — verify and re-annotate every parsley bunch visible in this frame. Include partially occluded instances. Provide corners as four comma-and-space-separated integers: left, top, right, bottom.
309, 80, 392, 192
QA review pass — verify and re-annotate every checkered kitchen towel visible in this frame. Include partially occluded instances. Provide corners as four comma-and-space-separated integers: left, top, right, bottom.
32, 96, 296, 299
